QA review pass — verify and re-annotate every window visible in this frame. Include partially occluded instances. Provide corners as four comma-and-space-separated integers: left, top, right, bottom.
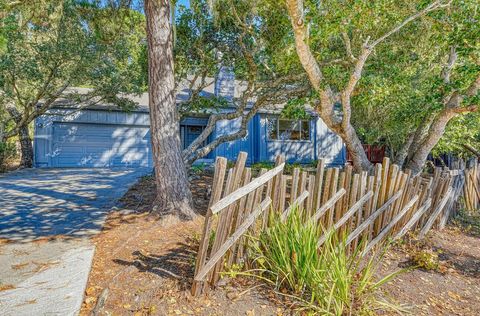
267, 117, 311, 141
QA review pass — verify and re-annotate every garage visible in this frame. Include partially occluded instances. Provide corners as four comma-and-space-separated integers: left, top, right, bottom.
34, 108, 153, 168
50, 123, 151, 167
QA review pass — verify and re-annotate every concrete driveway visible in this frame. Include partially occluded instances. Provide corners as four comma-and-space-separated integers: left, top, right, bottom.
0, 168, 150, 315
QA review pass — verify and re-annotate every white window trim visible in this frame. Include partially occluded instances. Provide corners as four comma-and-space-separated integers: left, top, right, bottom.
267, 117, 311, 142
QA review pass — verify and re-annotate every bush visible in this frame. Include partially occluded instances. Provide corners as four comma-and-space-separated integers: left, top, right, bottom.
411, 248, 439, 271
250, 160, 318, 176
250, 208, 402, 315
0, 141, 16, 171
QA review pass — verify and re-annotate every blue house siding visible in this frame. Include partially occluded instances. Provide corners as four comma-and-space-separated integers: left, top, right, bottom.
213, 116, 256, 165
34, 109, 346, 168
315, 117, 346, 166
212, 113, 345, 166
34, 109, 153, 168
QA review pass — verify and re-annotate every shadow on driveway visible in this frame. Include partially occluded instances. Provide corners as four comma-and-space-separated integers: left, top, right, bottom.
0, 167, 151, 242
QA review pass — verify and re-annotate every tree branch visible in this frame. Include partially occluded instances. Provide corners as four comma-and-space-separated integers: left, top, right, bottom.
368, 1, 451, 49
341, 32, 356, 61
441, 46, 457, 84
285, 0, 334, 116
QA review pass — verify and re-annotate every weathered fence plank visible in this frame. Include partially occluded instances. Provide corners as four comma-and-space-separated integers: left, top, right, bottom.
194, 197, 272, 282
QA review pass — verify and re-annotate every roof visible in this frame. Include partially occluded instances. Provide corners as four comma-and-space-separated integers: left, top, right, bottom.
49, 76, 317, 116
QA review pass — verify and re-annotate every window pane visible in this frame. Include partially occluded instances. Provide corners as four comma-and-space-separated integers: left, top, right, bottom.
279, 119, 301, 140
301, 121, 310, 140
267, 118, 278, 140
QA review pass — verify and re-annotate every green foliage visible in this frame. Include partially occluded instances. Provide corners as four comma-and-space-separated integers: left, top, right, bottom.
411, 248, 440, 271
190, 162, 208, 175
0, 0, 146, 140
348, 0, 480, 155
0, 141, 16, 171
280, 98, 310, 120
250, 160, 317, 176
250, 209, 402, 315
433, 113, 480, 157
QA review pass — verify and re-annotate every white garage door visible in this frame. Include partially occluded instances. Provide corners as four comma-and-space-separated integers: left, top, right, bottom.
50, 123, 152, 167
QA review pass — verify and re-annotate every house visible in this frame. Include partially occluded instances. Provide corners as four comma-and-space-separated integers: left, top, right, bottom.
34, 72, 346, 168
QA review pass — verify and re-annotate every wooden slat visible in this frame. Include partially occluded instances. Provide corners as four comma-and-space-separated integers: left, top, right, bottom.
208, 167, 234, 284
210, 152, 248, 284
194, 197, 272, 282
419, 187, 453, 238
351, 171, 368, 249
381, 164, 399, 228
228, 168, 252, 265
191, 157, 227, 296
345, 173, 360, 234
326, 168, 340, 228
313, 159, 325, 211
346, 190, 404, 246
236, 189, 257, 262
306, 174, 315, 216
364, 195, 419, 255
281, 191, 309, 221
317, 191, 373, 247
334, 171, 346, 222
210, 162, 285, 214
271, 155, 286, 211
377, 157, 390, 209
309, 189, 346, 224
321, 168, 333, 207
394, 198, 432, 241
290, 168, 300, 204
298, 171, 308, 210
278, 175, 287, 216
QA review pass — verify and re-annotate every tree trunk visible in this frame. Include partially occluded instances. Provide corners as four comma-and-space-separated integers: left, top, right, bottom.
145, 0, 195, 219
18, 124, 33, 168
405, 110, 455, 174
336, 125, 372, 172
393, 132, 415, 168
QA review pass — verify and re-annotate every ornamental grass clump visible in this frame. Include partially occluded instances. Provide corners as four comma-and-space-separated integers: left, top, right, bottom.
250, 207, 403, 315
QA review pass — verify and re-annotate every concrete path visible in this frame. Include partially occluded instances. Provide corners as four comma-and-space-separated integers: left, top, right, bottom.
0, 168, 150, 315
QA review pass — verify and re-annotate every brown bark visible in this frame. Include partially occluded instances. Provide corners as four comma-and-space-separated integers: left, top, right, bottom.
5, 101, 33, 168
285, 0, 450, 172
462, 143, 480, 159
18, 124, 33, 168
393, 132, 415, 168
145, 0, 195, 219
405, 74, 480, 174
405, 109, 457, 173
286, 0, 371, 172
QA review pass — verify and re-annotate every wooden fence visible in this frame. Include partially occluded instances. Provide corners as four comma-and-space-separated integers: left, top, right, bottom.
464, 162, 480, 211
192, 152, 478, 296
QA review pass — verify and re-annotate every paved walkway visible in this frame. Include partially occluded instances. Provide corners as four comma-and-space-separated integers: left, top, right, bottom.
0, 168, 150, 315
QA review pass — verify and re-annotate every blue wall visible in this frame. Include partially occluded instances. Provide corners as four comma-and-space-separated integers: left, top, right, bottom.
213, 113, 346, 166
34, 109, 153, 168
214, 116, 256, 164
35, 109, 346, 168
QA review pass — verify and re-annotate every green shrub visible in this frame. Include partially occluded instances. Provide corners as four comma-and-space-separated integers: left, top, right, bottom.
0, 141, 16, 171
250, 160, 318, 176
411, 248, 439, 271
250, 208, 403, 315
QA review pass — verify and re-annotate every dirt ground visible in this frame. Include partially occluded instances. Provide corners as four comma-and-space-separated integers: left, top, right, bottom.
81, 172, 480, 315
80, 173, 288, 316
381, 224, 480, 316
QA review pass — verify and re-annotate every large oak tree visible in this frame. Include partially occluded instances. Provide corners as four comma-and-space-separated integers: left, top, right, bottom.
0, 0, 145, 167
